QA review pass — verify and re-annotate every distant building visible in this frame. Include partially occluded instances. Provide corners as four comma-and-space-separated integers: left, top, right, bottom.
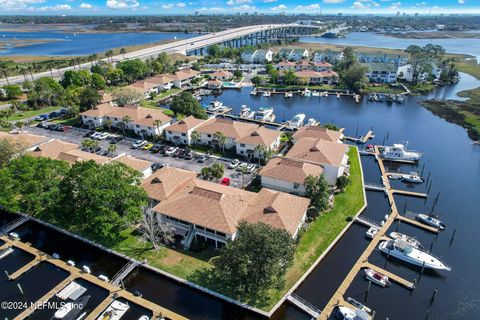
209, 70, 233, 81
313, 50, 343, 64
241, 49, 273, 64
356, 52, 408, 67
291, 70, 339, 85
362, 63, 398, 83
277, 48, 309, 61
397, 63, 442, 83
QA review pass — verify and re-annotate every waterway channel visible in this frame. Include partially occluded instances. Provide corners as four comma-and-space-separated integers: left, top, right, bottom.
1, 73, 480, 319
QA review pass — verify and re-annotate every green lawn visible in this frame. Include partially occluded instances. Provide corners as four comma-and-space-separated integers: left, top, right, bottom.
109, 146, 365, 311
8, 106, 60, 121
157, 88, 182, 99
362, 84, 405, 94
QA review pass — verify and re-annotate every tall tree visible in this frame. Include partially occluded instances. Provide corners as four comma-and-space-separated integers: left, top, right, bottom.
213, 222, 295, 303
170, 92, 207, 119
138, 211, 175, 249
304, 174, 330, 212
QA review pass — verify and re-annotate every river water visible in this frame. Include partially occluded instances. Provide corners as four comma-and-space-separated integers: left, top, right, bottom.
300, 32, 480, 61
1, 74, 479, 319
0, 31, 196, 56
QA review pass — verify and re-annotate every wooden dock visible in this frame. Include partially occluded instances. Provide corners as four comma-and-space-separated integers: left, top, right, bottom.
2, 236, 187, 320
396, 215, 439, 233
317, 146, 428, 319
362, 262, 415, 289
287, 293, 321, 318
392, 189, 428, 198
345, 130, 374, 144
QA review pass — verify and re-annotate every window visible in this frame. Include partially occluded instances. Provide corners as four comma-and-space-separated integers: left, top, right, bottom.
181, 133, 186, 137
293, 183, 300, 189
207, 134, 211, 138
94, 117, 97, 120
136, 125, 140, 128
168, 131, 172, 134
240, 143, 246, 147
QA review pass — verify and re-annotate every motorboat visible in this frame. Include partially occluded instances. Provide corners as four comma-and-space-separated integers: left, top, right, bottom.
96, 300, 130, 320
312, 91, 320, 97
336, 306, 371, 320
346, 297, 372, 314
262, 91, 271, 97
380, 143, 422, 161
54, 295, 90, 319
389, 232, 422, 249
364, 268, 391, 287
415, 214, 446, 230
265, 113, 276, 122
138, 317, 150, 320
395, 94, 405, 103
206, 101, 224, 112
387, 173, 402, 180
287, 113, 306, 128
250, 89, 257, 95
0, 246, 13, 260
238, 105, 255, 119
323, 91, 329, 97
57, 281, 87, 300
379, 239, 451, 271
284, 92, 293, 98
306, 118, 318, 127
254, 107, 274, 121
302, 88, 312, 97
401, 173, 423, 184
365, 227, 378, 239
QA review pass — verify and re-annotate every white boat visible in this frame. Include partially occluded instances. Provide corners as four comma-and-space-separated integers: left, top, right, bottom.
206, 101, 223, 112
250, 89, 257, 95
96, 300, 130, 320
364, 268, 391, 287
336, 306, 371, 320
238, 105, 255, 119
254, 107, 274, 121
138, 317, 150, 320
312, 91, 320, 97
287, 113, 306, 128
57, 281, 87, 300
265, 114, 276, 122
365, 227, 378, 239
323, 91, 329, 97
306, 118, 318, 127
346, 297, 372, 314
401, 173, 423, 184
415, 214, 446, 230
302, 89, 311, 97
387, 173, 402, 180
389, 232, 422, 248
380, 143, 422, 162
379, 239, 451, 271
262, 91, 271, 97
284, 92, 293, 98
54, 295, 90, 319
0, 247, 13, 260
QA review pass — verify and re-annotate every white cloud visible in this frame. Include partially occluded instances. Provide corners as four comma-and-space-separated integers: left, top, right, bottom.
415, 1, 426, 5
176, 2, 186, 7
227, 0, 251, 5
323, 0, 343, 3
458, 0, 465, 4
198, 6, 225, 11
162, 3, 173, 8
0, 0, 45, 11
106, 0, 139, 9
39, 4, 71, 10
351, 0, 379, 8
162, 2, 187, 8
263, 0, 277, 2
233, 4, 255, 10
79, 2, 92, 8
389, 1, 401, 9
270, 3, 286, 10
294, 3, 320, 11
351, 1, 366, 8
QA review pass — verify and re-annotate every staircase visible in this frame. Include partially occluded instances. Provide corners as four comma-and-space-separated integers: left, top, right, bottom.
183, 226, 196, 250
0, 216, 29, 236
110, 259, 139, 287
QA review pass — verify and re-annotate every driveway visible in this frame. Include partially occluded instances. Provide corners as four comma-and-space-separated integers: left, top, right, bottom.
26, 125, 257, 189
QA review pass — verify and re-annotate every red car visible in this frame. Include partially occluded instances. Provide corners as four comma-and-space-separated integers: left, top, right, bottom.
61, 125, 72, 132
220, 177, 230, 186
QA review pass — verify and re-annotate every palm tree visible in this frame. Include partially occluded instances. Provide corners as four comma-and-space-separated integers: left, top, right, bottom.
0, 62, 10, 85
107, 143, 117, 155
16, 65, 28, 82
91, 53, 98, 65
121, 115, 132, 135
26, 64, 35, 82
106, 50, 114, 63
190, 130, 200, 146
213, 131, 226, 152
120, 48, 126, 60
153, 119, 163, 135
47, 63, 54, 78
240, 164, 249, 189
254, 144, 266, 164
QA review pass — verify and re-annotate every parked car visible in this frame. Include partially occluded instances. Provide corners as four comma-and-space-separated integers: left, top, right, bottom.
110, 136, 123, 144
220, 177, 231, 186
89, 146, 102, 154
59, 125, 72, 132
84, 130, 96, 138
228, 159, 240, 169
150, 144, 163, 153
49, 111, 61, 118
90, 132, 102, 139
236, 163, 249, 172
36, 121, 50, 129
48, 123, 62, 131
197, 154, 209, 163
159, 145, 170, 155
142, 143, 154, 151
35, 114, 49, 121
165, 147, 178, 156
151, 162, 163, 172
184, 150, 195, 160
177, 149, 187, 158
132, 140, 148, 149
247, 163, 256, 172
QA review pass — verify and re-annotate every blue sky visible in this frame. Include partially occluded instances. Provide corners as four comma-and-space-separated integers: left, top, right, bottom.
0, 0, 478, 15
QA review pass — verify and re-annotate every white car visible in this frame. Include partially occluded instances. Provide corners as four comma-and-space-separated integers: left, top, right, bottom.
236, 162, 249, 172
132, 140, 148, 149
164, 147, 178, 156
247, 163, 256, 172
228, 159, 240, 169
96, 132, 110, 140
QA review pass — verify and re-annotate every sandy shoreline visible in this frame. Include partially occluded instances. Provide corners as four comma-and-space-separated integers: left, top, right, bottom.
381, 31, 480, 40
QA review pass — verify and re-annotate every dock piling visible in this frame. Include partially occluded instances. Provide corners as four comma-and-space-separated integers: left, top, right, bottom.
421, 164, 425, 176
421, 261, 426, 275
425, 310, 431, 320
451, 228, 456, 242
431, 289, 438, 303
4, 270, 9, 279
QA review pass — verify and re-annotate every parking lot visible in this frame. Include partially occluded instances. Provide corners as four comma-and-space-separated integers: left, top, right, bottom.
26, 125, 258, 189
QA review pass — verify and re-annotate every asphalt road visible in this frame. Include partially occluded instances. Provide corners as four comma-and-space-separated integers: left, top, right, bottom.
26, 125, 258, 189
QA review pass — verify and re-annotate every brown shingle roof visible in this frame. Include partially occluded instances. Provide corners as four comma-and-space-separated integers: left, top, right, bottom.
128, 80, 158, 92
0, 131, 50, 149
293, 126, 343, 142
29, 139, 78, 159
259, 157, 324, 184
236, 126, 281, 147
196, 118, 257, 139
141, 166, 197, 202
149, 74, 175, 84
81, 103, 117, 118
114, 154, 152, 172
166, 115, 208, 133
56, 149, 111, 165
295, 70, 339, 79
286, 137, 348, 167
211, 70, 233, 78
242, 188, 309, 236
170, 68, 199, 81
81, 105, 172, 128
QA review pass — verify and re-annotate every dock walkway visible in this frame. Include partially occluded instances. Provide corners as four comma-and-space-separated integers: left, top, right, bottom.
287, 293, 321, 318
355, 216, 382, 229
0, 216, 29, 236
362, 262, 415, 289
